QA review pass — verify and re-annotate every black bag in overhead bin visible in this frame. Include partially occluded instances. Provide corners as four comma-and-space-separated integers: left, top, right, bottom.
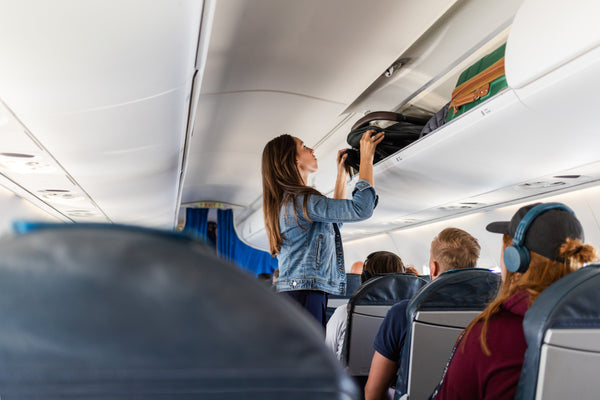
344, 111, 428, 171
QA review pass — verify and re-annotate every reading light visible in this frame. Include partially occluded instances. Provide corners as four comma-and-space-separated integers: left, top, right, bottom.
38, 189, 85, 203
438, 202, 485, 211
517, 181, 566, 190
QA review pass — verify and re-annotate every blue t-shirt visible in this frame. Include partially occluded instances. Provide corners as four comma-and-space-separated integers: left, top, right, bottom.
373, 299, 410, 363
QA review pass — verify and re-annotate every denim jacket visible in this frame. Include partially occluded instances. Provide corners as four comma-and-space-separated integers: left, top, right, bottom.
275, 179, 378, 295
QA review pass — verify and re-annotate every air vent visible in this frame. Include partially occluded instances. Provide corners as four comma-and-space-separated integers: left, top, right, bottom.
517, 181, 566, 190
438, 202, 485, 211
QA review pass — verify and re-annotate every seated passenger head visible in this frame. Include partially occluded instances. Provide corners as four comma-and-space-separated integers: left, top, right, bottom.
486, 202, 598, 285
360, 251, 405, 283
257, 272, 273, 285
429, 227, 481, 279
350, 261, 364, 274
464, 202, 598, 356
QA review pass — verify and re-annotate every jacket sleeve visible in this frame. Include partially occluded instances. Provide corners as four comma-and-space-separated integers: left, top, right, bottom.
305, 179, 378, 223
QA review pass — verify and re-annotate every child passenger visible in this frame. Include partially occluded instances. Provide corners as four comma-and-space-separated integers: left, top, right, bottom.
432, 202, 597, 399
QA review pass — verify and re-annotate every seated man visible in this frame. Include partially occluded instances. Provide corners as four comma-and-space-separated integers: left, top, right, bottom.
364, 227, 481, 400
325, 251, 406, 360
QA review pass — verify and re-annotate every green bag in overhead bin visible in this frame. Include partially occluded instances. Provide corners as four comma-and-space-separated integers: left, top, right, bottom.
446, 43, 507, 122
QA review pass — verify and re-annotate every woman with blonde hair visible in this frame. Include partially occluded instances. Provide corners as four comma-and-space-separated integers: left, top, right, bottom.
261, 130, 383, 326
432, 202, 598, 399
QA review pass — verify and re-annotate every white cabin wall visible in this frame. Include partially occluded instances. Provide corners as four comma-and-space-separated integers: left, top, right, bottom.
342, 233, 397, 273
343, 184, 600, 273
0, 187, 59, 237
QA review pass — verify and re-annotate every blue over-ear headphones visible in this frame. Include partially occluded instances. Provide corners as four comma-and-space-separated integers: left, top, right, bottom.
503, 202, 574, 273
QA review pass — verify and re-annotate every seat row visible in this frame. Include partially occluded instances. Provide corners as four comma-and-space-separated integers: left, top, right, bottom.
1, 223, 599, 399
335, 267, 600, 400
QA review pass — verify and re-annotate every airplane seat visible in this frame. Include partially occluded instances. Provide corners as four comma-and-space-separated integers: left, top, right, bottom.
515, 264, 600, 400
327, 273, 362, 322
395, 268, 501, 400
0, 223, 360, 400
342, 273, 428, 379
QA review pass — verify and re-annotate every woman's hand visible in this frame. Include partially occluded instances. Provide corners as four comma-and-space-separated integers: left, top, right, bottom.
334, 149, 349, 199
337, 149, 349, 177
358, 129, 384, 186
360, 129, 385, 162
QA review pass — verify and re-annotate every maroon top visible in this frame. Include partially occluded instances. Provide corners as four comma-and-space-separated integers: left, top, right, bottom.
434, 290, 530, 400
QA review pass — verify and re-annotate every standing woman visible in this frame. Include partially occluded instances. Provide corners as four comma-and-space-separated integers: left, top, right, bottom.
262, 130, 384, 327
432, 202, 598, 399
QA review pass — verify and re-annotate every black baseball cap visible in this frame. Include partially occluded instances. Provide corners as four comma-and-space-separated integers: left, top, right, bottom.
486, 202, 584, 261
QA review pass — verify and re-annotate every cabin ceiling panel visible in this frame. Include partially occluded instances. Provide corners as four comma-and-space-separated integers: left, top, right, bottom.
0, 1, 201, 113
0, 0, 204, 228
6, 86, 192, 229
20, 88, 191, 176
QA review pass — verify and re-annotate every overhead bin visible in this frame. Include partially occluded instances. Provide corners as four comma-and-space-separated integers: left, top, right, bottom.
339, 0, 600, 241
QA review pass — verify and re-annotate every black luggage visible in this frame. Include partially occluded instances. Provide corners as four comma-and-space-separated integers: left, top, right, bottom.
344, 111, 428, 171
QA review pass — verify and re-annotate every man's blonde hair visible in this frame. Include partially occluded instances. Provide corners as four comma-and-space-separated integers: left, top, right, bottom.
431, 227, 480, 272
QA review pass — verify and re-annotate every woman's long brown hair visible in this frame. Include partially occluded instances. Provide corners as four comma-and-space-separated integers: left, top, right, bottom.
462, 234, 598, 355
261, 134, 321, 256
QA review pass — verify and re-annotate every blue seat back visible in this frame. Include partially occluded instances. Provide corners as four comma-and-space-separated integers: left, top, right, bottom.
342, 273, 428, 376
326, 273, 362, 322
0, 224, 359, 399
515, 264, 600, 400
395, 268, 501, 399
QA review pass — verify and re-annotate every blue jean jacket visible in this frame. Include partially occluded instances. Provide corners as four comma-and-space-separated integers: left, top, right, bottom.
275, 179, 378, 295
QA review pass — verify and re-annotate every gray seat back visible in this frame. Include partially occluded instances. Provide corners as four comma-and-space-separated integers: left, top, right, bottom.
407, 310, 481, 400
343, 274, 427, 376
0, 223, 359, 400
515, 264, 600, 400
396, 268, 501, 400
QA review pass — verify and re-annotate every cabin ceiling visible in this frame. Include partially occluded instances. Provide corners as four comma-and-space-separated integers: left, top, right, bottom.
1, 0, 599, 249
0, 0, 203, 228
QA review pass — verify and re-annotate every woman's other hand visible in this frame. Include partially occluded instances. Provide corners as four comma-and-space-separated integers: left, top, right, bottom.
334, 149, 350, 199
360, 129, 385, 163
337, 149, 349, 177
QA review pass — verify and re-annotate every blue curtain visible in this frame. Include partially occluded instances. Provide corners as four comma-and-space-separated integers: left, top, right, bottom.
183, 208, 209, 241
217, 209, 278, 276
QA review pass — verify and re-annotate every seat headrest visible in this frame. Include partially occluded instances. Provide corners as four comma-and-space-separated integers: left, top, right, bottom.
0, 224, 358, 399
345, 273, 363, 296
350, 273, 428, 306
516, 264, 600, 400
406, 268, 501, 314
